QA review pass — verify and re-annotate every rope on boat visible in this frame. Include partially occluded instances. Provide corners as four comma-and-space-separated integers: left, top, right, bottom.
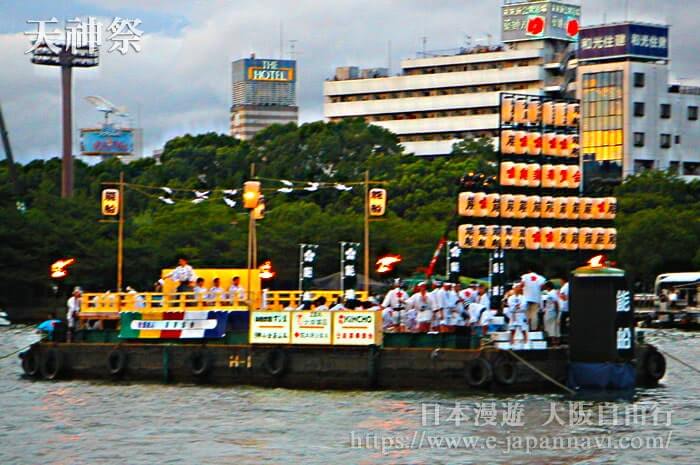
505, 349, 576, 396
658, 349, 700, 375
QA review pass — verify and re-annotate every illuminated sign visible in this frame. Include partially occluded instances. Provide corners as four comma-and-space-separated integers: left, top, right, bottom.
249, 311, 291, 344
101, 188, 120, 216
245, 59, 296, 82
332, 311, 382, 346
502, 1, 580, 42
291, 311, 332, 344
80, 124, 134, 156
578, 23, 669, 61
369, 188, 387, 216
51, 258, 76, 279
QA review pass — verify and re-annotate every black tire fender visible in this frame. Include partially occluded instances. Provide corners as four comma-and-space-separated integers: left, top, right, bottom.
644, 350, 666, 382
21, 349, 41, 377
465, 357, 493, 388
191, 349, 212, 377
40, 348, 64, 380
263, 348, 288, 377
107, 349, 128, 377
493, 356, 518, 385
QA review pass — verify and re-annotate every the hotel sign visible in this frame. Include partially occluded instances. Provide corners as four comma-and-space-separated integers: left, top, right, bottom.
245, 59, 296, 82
579, 24, 669, 62
502, 1, 581, 43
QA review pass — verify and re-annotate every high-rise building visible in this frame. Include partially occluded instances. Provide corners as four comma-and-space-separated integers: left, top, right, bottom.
324, 0, 581, 157
230, 55, 298, 140
577, 23, 700, 184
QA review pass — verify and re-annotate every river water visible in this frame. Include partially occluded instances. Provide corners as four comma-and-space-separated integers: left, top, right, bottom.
1, 326, 698, 465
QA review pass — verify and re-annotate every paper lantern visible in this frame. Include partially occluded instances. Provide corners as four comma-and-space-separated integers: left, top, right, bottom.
542, 133, 559, 156
527, 100, 541, 124
512, 226, 526, 250
554, 102, 567, 126
526, 195, 541, 219
604, 197, 617, 220
501, 130, 516, 154
458, 224, 475, 248
514, 131, 528, 155
565, 196, 580, 220
569, 134, 581, 158
499, 194, 515, 219
475, 225, 489, 249
553, 197, 568, 220
593, 227, 607, 251
486, 193, 501, 218
526, 163, 541, 188
553, 227, 568, 249
566, 227, 579, 251
527, 131, 542, 156
473, 192, 488, 217
515, 163, 529, 187
513, 194, 528, 219
485, 226, 501, 249
514, 98, 528, 124
501, 225, 514, 250
458, 192, 476, 217
558, 134, 572, 157
540, 227, 555, 249
603, 228, 617, 250
592, 197, 606, 220
541, 164, 557, 188
556, 164, 570, 188
500, 161, 517, 186
579, 227, 594, 250
579, 197, 594, 220
541, 196, 555, 219
567, 165, 581, 189
542, 101, 555, 126
525, 227, 541, 250
567, 102, 580, 127
501, 97, 514, 124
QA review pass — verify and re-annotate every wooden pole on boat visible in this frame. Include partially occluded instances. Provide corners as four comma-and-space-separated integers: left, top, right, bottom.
117, 171, 125, 293
364, 170, 370, 294
247, 163, 255, 310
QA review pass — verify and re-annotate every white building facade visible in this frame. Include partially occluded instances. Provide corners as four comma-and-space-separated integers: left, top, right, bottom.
324, 0, 581, 157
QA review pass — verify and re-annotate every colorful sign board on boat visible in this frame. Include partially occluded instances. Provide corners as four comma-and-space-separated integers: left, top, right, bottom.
290, 311, 332, 345
332, 311, 382, 346
119, 311, 229, 339
249, 311, 291, 344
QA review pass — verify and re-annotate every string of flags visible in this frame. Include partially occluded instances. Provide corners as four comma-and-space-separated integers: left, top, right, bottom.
123, 177, 359, 208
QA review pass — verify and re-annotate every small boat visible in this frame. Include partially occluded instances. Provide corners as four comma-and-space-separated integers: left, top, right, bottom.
0, 311, 11, 326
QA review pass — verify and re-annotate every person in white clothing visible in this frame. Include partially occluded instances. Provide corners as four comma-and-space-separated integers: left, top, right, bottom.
314, 296, 329, 311
542, 281, 560, 344
558, 278, 569, 336
409, 282, 434, 332
477, 284, 491, 310
506, 283, 528, 344
521, 270, 546, 331
228, 276, 247, 304
207, 277, 225, 306
164, 256, 197, 292
66, 287, 81, 342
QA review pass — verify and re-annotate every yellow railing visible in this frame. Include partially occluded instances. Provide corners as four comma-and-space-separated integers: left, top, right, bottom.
79, 290, 367, 317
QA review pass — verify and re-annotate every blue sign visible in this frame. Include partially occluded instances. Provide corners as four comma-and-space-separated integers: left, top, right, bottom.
244, 59, 296, 82
80, 124, 134, 156
579, 23, 669, 61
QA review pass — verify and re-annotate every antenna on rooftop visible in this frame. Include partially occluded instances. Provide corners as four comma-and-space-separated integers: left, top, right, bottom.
421, 36, 427, 56
288, 40, 300, 60
387, 40, 392, 73
279, 21, 284, 59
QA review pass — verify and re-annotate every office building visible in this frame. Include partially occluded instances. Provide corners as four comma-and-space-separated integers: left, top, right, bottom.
578, 22, 700, 183
230, 55, 298, 140
324, 0, 581, 156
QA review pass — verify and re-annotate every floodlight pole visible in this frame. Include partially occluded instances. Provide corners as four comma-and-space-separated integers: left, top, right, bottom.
61, 63, 73, 198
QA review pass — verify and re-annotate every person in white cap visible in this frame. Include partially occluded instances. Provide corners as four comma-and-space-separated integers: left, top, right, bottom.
297, 292, 313, 310
381, 279, 407, 331
506, 282, 528, 344
442, 283, 458, 328
409, 282, 434, 332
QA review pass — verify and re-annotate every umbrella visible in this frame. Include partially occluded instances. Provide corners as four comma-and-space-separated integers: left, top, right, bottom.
36, 319, 60, 332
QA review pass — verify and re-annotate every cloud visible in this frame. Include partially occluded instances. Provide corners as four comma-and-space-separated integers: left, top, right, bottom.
1, 0, 699, 162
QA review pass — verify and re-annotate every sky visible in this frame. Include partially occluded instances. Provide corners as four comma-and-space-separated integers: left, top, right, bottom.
1, 0, 699, 163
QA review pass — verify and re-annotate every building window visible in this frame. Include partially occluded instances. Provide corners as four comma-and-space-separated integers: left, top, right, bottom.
633, 72, 645, 87
669, 161, 679, 174
633, 132, 645, 147
634, 102, 645, 117
581, 70, 624, 165
660, 104, 671, 119
683, 162, 700, 176
675, 135, 681, 144
689, 106, 698, 121
660, 134, 671, 149
634, 159, 654, 173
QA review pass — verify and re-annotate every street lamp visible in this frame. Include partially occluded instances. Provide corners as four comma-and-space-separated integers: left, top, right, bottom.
30, 42, 99, 198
